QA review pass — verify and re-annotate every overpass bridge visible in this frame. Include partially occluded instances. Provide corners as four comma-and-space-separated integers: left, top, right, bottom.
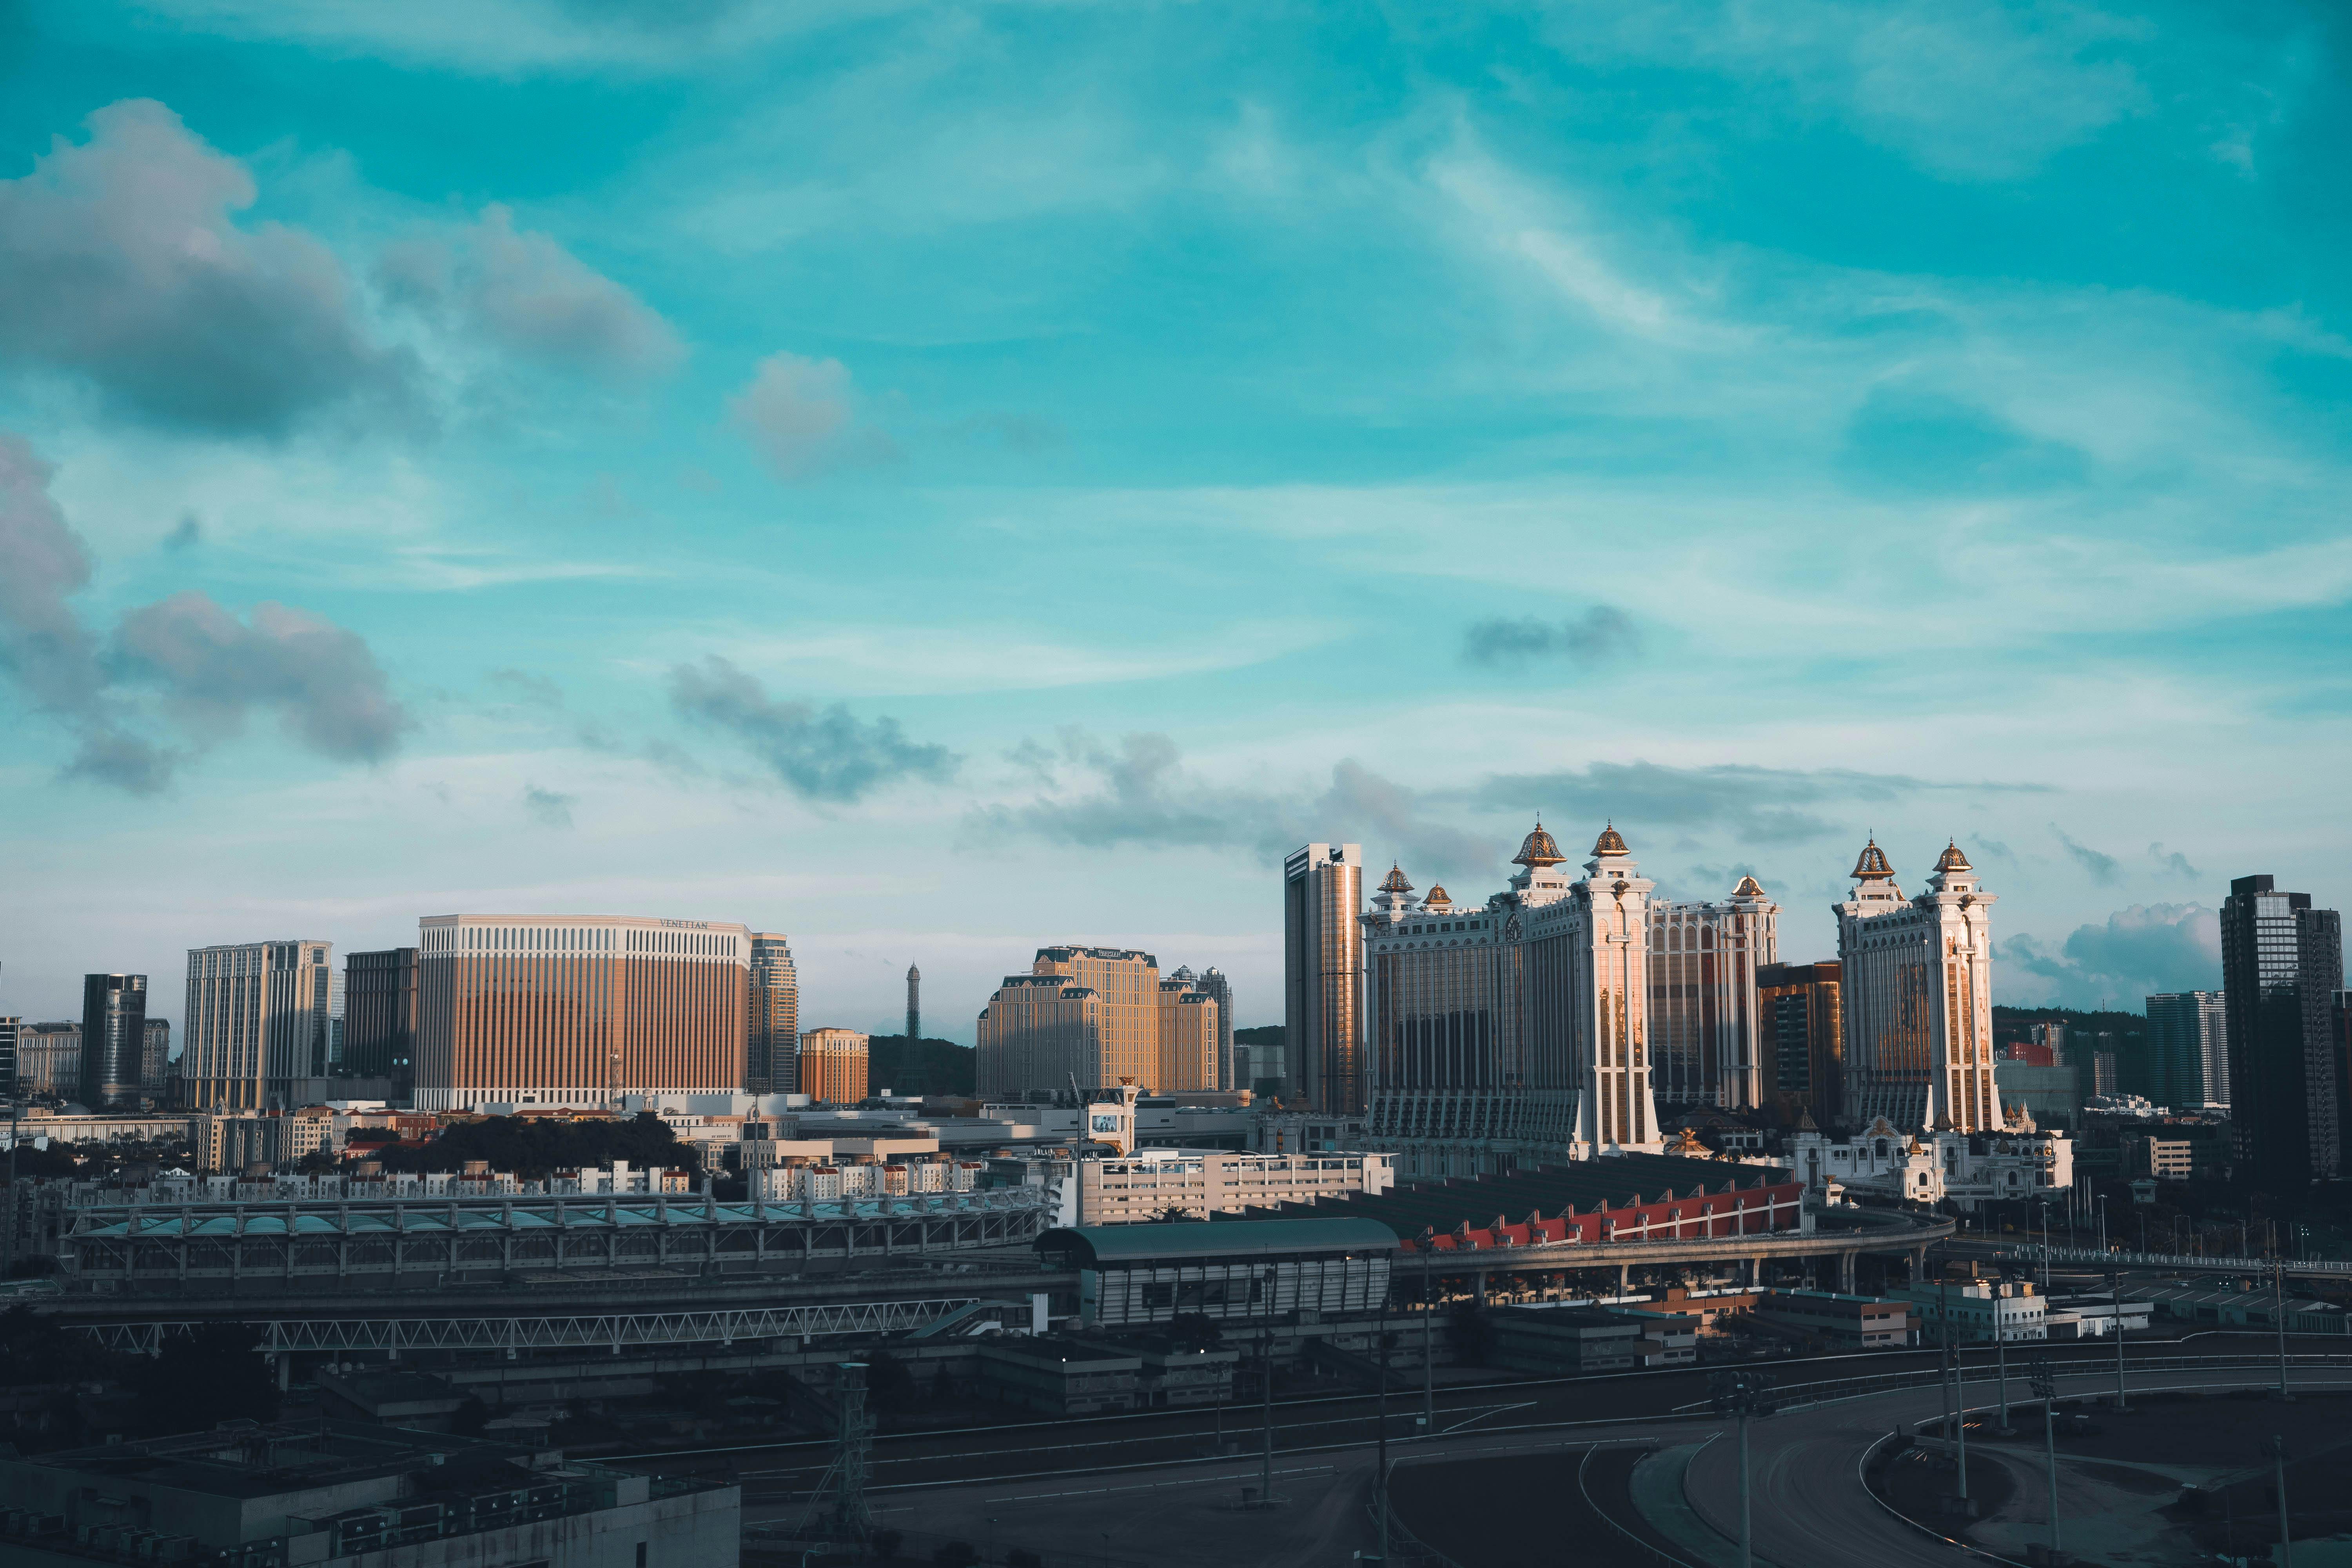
2003, 1243, 2352, 1278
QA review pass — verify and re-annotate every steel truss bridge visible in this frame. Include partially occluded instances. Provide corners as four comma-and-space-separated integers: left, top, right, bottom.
79, 1295, 1020, 1357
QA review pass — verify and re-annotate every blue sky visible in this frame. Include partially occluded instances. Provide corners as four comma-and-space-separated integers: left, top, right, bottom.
2, 0, 2348, 1043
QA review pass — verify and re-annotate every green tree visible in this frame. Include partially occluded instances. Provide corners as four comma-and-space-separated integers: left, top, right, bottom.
130, 1325, 279, 1437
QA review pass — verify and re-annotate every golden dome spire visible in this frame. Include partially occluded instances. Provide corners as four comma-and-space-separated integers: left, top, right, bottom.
1424, 884, 1452, 907
1732, 874, 1765, 897
1513, 819, 1565, 868
1851, 836, 1894, 880
1378, 863, 1414, 895
1591, 820, 1629, 857
1934, 839, 1973, 873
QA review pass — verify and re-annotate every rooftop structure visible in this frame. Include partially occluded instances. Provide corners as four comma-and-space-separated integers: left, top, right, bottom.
0, 1418, 735, 1568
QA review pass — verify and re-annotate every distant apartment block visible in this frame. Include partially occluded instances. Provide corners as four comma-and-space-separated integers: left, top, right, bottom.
2147, 991, 2227, 1109
1757, 960, 1843, 1127
797, 1027, 869, 1105
976, 946, 1221, 1098
182, 940, 333, 1109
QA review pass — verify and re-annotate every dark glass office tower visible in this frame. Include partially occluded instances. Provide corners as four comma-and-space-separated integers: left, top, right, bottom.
2222, 875, 2346, 1187
79, 973, 148, 1109
343, 948, 420, 1099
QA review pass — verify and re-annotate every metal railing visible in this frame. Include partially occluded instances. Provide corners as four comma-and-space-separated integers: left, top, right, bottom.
81, 1296, 996, 1356
2007, 1244, 2352, 1278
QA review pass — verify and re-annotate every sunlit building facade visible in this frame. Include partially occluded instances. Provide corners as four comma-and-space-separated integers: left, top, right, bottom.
1156, 977, 1221, 1094
975, 946, 1166, 1098
747, 932, 799, 1096
1646, 880, 1779, 1112
1284, 843, 1365, 1114
797, 1026, 869, 1104
1835, 840, 2002, 1134
414, 915, 749, 1112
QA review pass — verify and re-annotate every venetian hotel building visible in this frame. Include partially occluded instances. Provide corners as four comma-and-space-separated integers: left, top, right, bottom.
415, 914, 750, 1111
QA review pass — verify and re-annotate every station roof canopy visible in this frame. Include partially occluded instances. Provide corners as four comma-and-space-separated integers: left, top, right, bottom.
1038, 1217, 1400, 1268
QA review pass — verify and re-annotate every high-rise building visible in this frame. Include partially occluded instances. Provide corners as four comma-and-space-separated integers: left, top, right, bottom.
907, 964, 921, 1046
79, 973, 148, 1109
1757, 960, 1844, 1127
798, 1027, 869, 1104
1156, 975, 1221, 1093
141, 1018, 170, 1091
2147, 992, 2226, 1109
975, 946, 1160, 1098
1648, 877, 1779, 1111
746, 934, 799, 1095
344, 948, 421, 1097
2221, 875, 2345, 1187
182, 941, 333, 1109
1284, 842, 1365, 1114
1836, 840, 2002, 1134
1194, 967, 1235, 1090
415, 915, 750, 1112
0, 1016, 18, 1098
1363, 824, 1690, 1168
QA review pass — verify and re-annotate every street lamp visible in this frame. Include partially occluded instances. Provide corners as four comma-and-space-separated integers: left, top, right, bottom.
1709, 1371, 1777, 1568
2268, 1435, 2294, 1568
2029, 1354, 2062, 1559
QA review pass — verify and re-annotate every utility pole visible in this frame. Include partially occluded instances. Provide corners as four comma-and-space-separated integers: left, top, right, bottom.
1375, 1292, 1390, 1564
1995, 1292, 2010, 1434
1709, 1372, 1777, 1568
1260, 1330, 1274, 1506
2270, 1436, 2294, 1568
2031, 1355, 2062, 1559
1421, 1259, 1434, 1437
2276, 1258, 2291, 1400
2110, 1268, 2127, 1412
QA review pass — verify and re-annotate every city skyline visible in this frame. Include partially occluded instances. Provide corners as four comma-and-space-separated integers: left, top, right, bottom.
4, 5, 2350, 1040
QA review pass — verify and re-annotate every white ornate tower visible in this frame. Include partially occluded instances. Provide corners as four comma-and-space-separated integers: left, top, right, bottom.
1572, 825, 1664, 1154
1837, 838, 2001, 1133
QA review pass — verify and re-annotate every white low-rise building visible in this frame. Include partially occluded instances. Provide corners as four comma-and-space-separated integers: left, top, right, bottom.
1787, 1114, 2071, 1211
1074, 1149, 1397, 1225
1895, 1278, 2049, 1342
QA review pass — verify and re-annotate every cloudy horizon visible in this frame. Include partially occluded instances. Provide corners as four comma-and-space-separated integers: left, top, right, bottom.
2, 2, 2346, 1040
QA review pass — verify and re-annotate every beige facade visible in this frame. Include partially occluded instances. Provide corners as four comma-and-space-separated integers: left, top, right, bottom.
16, 1023, 80, 1097
1034, 947, 1160, 1083
798, 1027, 869, 1105
181, 940, 333, 1110
1836, 841, 2002, 1133
1647, 881, 1779, 1111
1074, 1150, 1396, 1225
416, 915, 749, 1112
1157, 982, 1221, 1093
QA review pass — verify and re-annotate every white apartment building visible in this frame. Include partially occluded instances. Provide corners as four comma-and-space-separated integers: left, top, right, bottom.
1073, 1149, 1397, 1225
1896, 1278, 2048, 1342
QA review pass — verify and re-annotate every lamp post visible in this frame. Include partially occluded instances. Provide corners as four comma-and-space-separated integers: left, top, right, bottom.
1710, 1370, 1777, 1568
2109, 1268, 2127, 1412
2275, 1258, 2291, 1401
2031, 1355, 2062, 1559
2269, 1435, 2294, 1568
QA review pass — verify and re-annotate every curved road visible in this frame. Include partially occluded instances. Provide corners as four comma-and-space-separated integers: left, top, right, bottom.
783, 1358, 2352, 1567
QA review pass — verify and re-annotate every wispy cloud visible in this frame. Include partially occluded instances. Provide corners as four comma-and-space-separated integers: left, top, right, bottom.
1463, 605, 1640, 667
1476, 762, 2043, 848
2051, 823, 2121, 884
522, 783, 576, 828
666, 655, 953, 802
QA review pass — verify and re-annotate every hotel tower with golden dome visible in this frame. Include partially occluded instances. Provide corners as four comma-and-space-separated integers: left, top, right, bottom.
1356, 822, 1779, 1176
1834, 836, 2003, 1134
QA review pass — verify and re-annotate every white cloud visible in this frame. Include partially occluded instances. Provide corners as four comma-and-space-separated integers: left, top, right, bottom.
728, 352, 894, 479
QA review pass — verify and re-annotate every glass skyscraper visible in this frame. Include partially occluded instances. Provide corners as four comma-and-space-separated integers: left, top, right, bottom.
79, 972, 147, 1109
2146, 991, 2227, 1110
2221, 875, 2345, 1187
747, 933, 799, 1095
